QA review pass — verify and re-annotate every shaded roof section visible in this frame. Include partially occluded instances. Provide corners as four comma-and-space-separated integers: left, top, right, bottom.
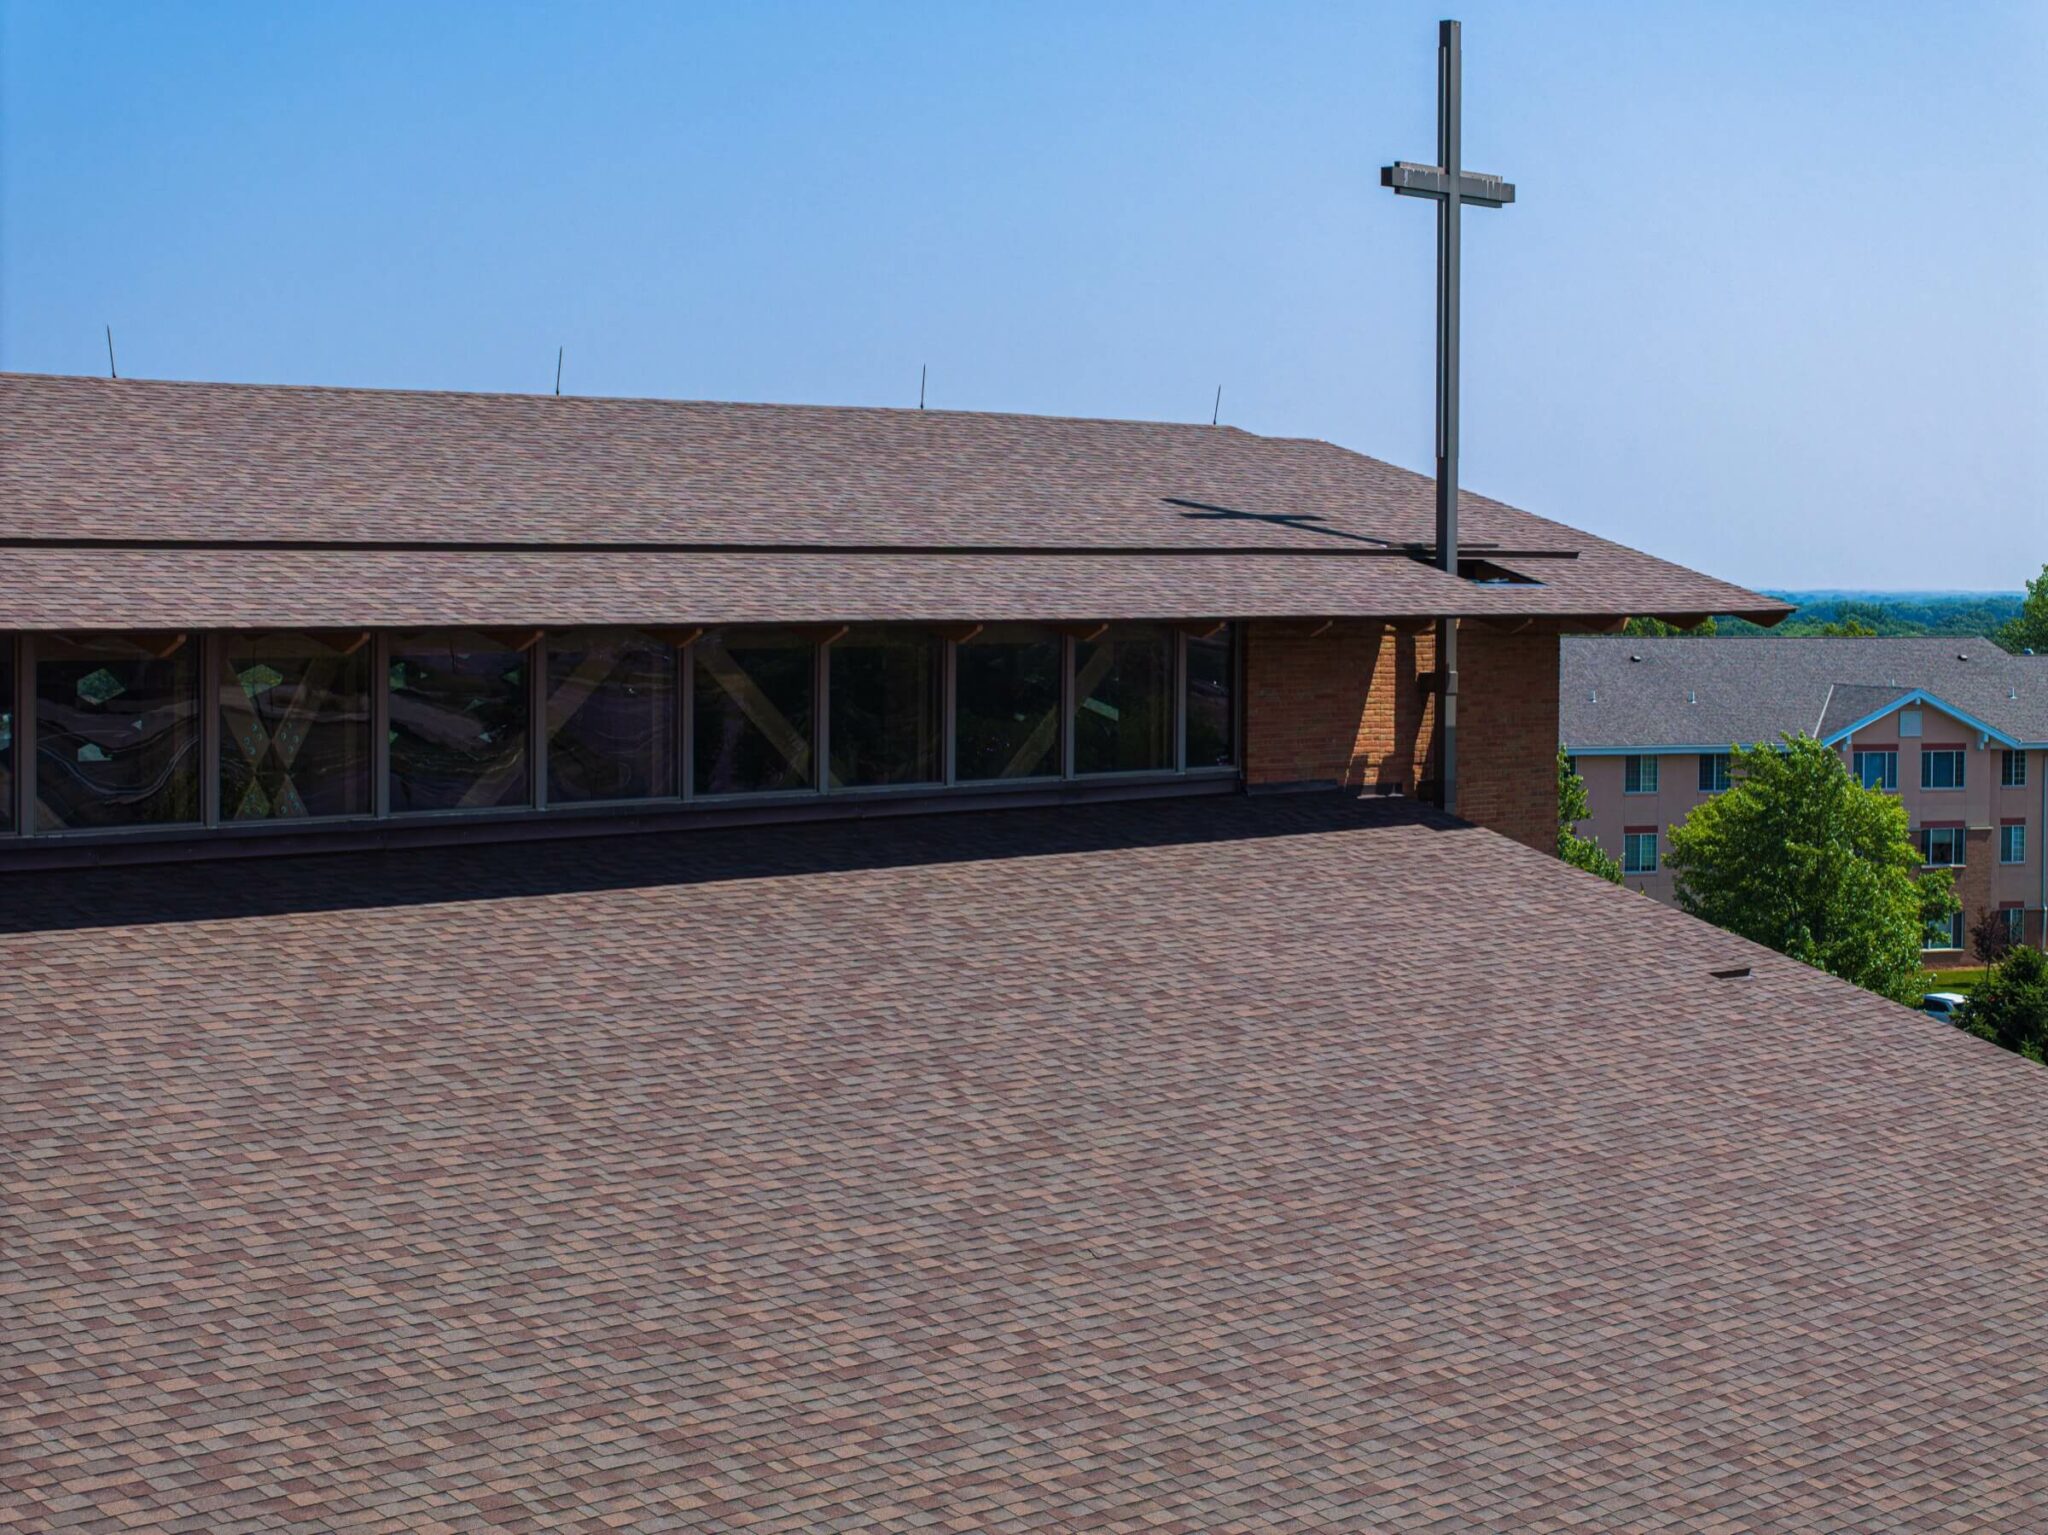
0, 372, 1789, 628
1562, 634, 2048, 749
6, 793, 2048, 1531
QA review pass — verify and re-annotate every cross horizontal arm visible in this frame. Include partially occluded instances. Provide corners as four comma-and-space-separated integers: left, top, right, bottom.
1380, 161, 1515, 208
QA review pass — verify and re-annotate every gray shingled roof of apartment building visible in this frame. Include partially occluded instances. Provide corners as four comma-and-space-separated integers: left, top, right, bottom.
8, 793, 2048, 1531
1562, 634, 2048, 749
0, 372, 1790, 629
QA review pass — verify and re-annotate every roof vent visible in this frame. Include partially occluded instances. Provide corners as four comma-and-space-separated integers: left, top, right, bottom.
1689, 690, 1697, 705
1710, 965, 1753, 981
1629, 653, 1643, 663
1958, 652, 1970, 661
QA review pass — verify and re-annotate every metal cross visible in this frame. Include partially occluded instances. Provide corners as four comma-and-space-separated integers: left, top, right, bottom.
1381, 18, 1514, 815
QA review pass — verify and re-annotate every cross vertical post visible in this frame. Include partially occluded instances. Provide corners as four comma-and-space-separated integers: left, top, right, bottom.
1382, 18, 1514, 817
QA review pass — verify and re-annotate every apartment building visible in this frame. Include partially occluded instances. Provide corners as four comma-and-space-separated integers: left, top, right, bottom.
1562, 635, 2048, 953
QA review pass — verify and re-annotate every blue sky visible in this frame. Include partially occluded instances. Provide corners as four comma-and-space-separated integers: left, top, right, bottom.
3, 2, 2042, 591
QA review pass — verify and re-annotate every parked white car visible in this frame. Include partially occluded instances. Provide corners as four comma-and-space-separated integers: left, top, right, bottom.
1921, 992, 1970, 1025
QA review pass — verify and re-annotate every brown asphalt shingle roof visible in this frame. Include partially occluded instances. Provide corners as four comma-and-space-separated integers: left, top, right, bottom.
5, 793, 2047, 1530
0, 373, 1788, 629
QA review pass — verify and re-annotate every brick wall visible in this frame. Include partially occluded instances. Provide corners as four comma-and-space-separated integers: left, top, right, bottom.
1241, 620, 1435, 792
1457, 627, 1562, 853
1950, 830, 1995, 955
1242, 618, 1561, 854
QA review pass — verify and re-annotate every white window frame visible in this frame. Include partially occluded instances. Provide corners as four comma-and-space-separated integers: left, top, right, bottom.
2002, 750, 2028, 789
1922, 826, 1966, 868
1623, 755, 1659, 795
1924, 911, 1964, 951
1851, 749, 1898, 791
1920, 749, 1966, 791
2001, 823, 2026, 865
1622, 830, 1659, 874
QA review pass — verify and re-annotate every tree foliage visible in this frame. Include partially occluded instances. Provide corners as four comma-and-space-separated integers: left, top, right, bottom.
1622, 615, 1717, 637
1663, 735, 1958, 1003
1716, 591, 2024, 639
1556, 746, 1622, 883
1997, 564, 2048, 655
1971, 908, 2015, 966
1961, 945, 2048, 1063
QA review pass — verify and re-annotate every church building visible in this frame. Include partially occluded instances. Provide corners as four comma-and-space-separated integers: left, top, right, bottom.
9, 373, 2048, 1532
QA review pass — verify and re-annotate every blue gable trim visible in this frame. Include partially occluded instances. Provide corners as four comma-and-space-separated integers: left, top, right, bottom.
1819, 689, 2025, 751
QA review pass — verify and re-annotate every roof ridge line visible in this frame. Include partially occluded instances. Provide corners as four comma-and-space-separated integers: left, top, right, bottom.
0, 369, 1280, 438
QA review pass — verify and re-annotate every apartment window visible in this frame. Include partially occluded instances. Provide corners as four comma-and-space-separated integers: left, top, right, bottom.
35, 632, 201, 831
1924, 911, 1964, 951
1852, 750, 1898, 791
545, 628, 680, 803
1074, 623, 1174, 776
388, 630, 532, 813
219, 631, 372, 820
1623, 755, 1659, 795
1697, 753, 1732, 793
1921, 826, 1966, 867
1622, 830, 1659, 874
2003, 750, 2028, 789
1184, 625, 1236, 769
2002, 823, 2027, 865
693, 628, 817, 796
828, 627, 944, 789
2003, 907, 2027, 947
1921, 749, 1965, 790
954, 625, 1063, 782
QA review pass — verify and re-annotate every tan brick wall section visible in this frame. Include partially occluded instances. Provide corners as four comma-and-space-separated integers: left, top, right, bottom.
1243, 619, 1561, 855
1242, 620, 1435, 793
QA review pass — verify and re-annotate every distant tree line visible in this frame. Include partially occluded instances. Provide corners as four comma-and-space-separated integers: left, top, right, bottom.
1614, 563, 2047, 647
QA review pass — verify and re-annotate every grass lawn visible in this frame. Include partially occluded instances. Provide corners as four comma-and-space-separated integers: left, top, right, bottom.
1921, 966, 1989, 996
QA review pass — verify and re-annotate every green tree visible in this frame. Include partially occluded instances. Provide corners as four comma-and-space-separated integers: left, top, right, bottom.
1556, 746, 1623, 883
1961, 945, 2048, 1063
1664, 735, 1958, 1003
1623, 615, 1718, 637
1812, 616, 1877, 637
1997, 564, 2048, 654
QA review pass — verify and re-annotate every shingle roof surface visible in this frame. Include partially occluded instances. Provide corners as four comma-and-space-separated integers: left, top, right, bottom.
6, 794, 2048, 1531
1562, 634, 2048, 748
0, 373, 1787, 628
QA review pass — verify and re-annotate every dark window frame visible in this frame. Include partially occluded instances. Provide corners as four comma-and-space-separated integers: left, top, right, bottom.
0, 622, 1246, 849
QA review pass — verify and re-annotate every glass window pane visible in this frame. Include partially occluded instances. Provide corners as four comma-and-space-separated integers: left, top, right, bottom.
1185, 625, 1235, 769
828, 627, 941, 789
692, 628, 815, 795
0, 643, 11, 833
35, 633, 200, 830
388, 630, 531, 813
1074, 623, 1173, 776
546, 629, 680, 803
219, 632, 372, 820
955, 625, 1062, 782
